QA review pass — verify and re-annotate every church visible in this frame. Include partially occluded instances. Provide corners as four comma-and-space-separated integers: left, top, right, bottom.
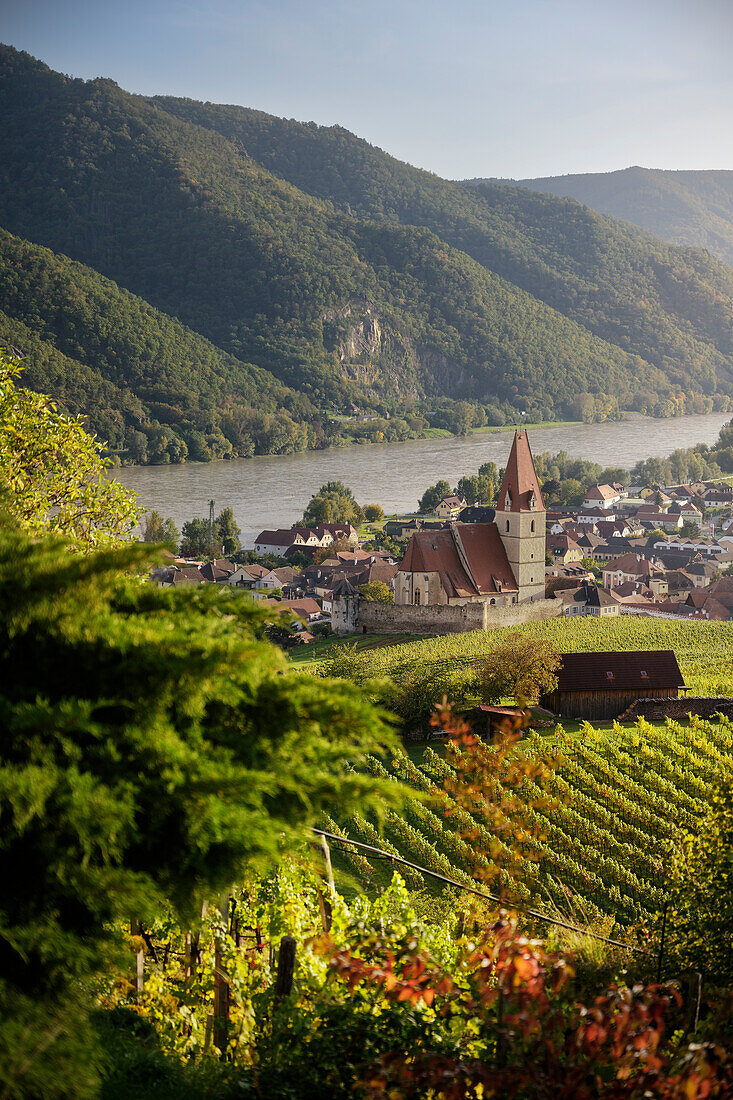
393, 430, 546, 607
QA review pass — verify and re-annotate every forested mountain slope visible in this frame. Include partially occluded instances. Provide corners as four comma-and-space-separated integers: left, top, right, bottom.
2, 44, 733, 450
486, 167, 733, 268
0, 228, 318, 461
151, 95, 733, 408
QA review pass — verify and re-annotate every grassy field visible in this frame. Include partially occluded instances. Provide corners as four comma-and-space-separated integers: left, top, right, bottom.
288, 632, 431, 665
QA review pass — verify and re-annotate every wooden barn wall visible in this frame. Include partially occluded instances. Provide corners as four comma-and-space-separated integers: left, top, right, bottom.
553, 688, 678, 721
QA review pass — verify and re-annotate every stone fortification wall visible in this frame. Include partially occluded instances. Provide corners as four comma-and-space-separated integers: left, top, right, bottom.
358, 598, 562, 635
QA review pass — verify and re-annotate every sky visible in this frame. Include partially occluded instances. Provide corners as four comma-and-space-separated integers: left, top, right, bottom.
3, 0, 732, 179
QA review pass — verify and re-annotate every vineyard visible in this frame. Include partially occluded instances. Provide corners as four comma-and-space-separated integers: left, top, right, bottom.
328, 713, 733, 930
309, 617, 733, 699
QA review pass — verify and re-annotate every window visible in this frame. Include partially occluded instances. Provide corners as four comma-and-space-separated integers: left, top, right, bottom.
531, 520, 535, 533
490, 598, 495, 605
640, 670, 648, 679
414, 590, 421, 605
506, 520, 510, 532
606, 671, 614, 680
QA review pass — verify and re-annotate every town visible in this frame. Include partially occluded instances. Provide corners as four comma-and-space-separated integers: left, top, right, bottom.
149, 428, 733, 641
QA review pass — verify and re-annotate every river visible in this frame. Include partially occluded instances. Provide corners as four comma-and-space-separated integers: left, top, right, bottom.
115, 413, 731, 546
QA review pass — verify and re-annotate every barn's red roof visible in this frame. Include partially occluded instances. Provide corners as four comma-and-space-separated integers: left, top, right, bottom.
555, 650, 685, 692
496, 430, 545, 512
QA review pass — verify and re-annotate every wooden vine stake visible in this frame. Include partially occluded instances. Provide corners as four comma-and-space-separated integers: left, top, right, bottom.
274, 935, 297, 1001
213, 894, 231, 1058
130, 919, 144, 996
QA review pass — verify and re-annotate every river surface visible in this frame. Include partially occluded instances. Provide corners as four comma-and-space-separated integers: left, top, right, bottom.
116, 413, 731, 546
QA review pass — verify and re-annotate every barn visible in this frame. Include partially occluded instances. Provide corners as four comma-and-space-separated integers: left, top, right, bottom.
541, 650, 687, 721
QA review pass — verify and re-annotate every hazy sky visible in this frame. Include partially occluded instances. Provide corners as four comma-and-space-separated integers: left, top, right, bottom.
3, 0, 732, 179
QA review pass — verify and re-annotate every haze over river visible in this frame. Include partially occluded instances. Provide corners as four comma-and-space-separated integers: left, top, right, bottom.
116, 413, 732, 547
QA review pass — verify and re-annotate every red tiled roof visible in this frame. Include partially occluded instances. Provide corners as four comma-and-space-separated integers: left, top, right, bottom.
555, 650, 685, 692
586, 484, 618, 500
611, 580, 655, 599
496, 431, 545, 512
399, 523, 518, 597
604, 553, 663, 577
242, 564, 269, 578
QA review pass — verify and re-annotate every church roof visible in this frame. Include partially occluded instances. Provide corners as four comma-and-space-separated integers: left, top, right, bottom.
398, 523, 518, 598
496, 430, 545, 512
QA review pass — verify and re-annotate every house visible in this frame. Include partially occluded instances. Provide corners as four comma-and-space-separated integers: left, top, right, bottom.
701, 485, 733, 509
253, 523, 359, 557
679, 589, 733, 621
434, 494, 467, 519
602, 553, 667, 594
576, 506, 618, 525
549, 517, 579, 535
610, 580, 657, 602
545, 561, 593, 581
263, 596, 323, 628
583, 484, 624, 509
384, 518, 445, 541
666, 485, 701, 504
317, 523, 360, 546
557, 582, 619, 617
541, 650, 686, 720
395, 430, 546, 606
679, 502, 702, 528
639, 487, 673, 508
654, 537, 721, 557
546, 532, 583, 566
225, 564, 269, 588
664, 569, 696, 595
635, 508, 683, 532
258, 566, 299, 591
254, 528, 312, 557
574, 531, 606, 556
150, 565, 205, 587
199, 560, 235, 583
596, 519, 634, 539
457, 505, 497, 524
684, 558, 718, 588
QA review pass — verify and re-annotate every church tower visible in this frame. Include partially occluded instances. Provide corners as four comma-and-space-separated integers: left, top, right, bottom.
495, 430, 546, 602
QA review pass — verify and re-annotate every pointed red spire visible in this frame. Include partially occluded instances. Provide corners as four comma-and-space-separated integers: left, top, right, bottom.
496, 430, 544, 512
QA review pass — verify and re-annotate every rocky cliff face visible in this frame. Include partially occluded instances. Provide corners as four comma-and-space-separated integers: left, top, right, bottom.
323, 304, 485, 401
338, 313, 382, 361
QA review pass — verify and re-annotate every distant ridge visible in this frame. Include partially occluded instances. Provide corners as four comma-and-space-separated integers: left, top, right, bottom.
480, 167, 733, 267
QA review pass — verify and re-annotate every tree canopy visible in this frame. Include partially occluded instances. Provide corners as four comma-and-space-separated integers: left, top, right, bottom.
418, 481, 452, 514
302, 482, 364, 526
0, 351, 139, 549
482, 634, 561, 705
0, 526, 400, 1095
141, 510, 179, 551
